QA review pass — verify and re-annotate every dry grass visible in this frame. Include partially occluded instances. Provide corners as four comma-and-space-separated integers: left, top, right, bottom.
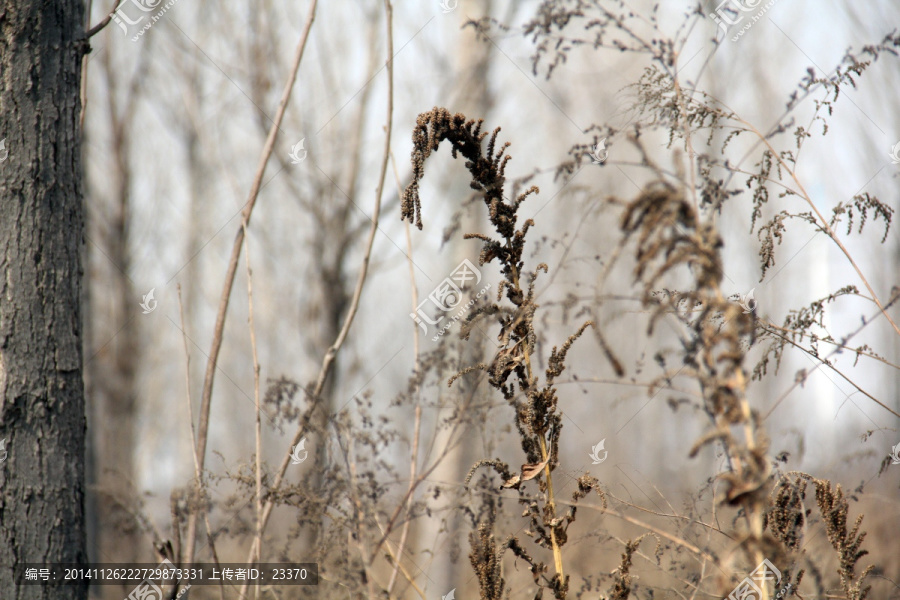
99, 3, 900, 599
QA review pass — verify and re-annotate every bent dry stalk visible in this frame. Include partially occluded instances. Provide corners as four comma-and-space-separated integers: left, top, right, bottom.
402, 107, 596, 599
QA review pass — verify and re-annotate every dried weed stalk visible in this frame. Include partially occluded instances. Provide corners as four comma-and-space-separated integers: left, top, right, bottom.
814, 479, 873, 600
517, 3, 898, 598
620, 177, 775, 590
403, 107, 595, 598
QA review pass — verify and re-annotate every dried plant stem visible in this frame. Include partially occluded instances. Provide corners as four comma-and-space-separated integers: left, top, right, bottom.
762, 299, 900, 420
386, 150, 422, 597
176, 285, 201, 478
176, 287, 223, 599
186, 0, 318, 568
374, 514, 427, 600
740, 118, 900, 338
369, 429, 461, 556
763, 321, 900, 372
502, 488, 724, 568
672, 76, 699, 212
538, 432, 564, 577
386, 402, 421, 594
85, 0, 125, 38
394, 149, 420, 365
603, 504, 726, 546
345, 434, 377, 600
603, 506, 719, 566
399, 108, 592, 597
511, 260, 565, 581
369, 380, 487, 561
241, 224, 263, 599
688, 558, 707, 600
764, 324, 900, 418
204, 509, 226, 600
238, 1, 390, 592
714, 315, 766, 597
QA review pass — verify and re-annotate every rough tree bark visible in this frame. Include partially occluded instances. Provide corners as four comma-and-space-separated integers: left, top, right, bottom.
0, 1, 89, 599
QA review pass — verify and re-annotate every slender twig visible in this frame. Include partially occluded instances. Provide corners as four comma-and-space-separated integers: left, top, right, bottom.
602, 492, 730, 539
763, 296, 900, 420
176, 285, 201, 478
337, 422, 378, 599
185, 0, 318, 567
386, 403, 421, 594
85, 0, 126, 38
508, 256, 566, 582
369, 372, 488, 559
763, 324, 900, 419
374, 513, 427, 600
238, 0, 390, 590
554, 377, 703, 400
672, 76, 699, 213
385, 150, 422, 597
735, 116, 900, 338
241, 224, 264, 599
581, 503, 719, 566
203, 509, 226, 600
432, 478, 724, 568
762, 321, 900, 372
176, 287, 224, 600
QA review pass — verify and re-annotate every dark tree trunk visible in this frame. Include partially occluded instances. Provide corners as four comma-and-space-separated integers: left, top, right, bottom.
0, 2, 88, 599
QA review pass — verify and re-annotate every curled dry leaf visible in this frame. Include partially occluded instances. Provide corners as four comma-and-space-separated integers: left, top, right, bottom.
500, 474, 521, 489
521, 457, 550, 482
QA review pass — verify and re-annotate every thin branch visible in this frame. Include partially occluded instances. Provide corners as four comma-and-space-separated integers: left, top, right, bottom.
386, 150, 422, 597
763, 296, 900, 420
241, 223, 264, 596
582, 503, 719, 567
185, 0, 318, 567
353, 433, 379, 600
375, 513, 427, 600
735, 116, 900, 338
672, 75, 699, 212
176, 285, 201, 478
762, 321, 900, 372
86, 0, 126, 38
239, 0, 391, 589
176, 287, 225, 600
763, 324, 900, 419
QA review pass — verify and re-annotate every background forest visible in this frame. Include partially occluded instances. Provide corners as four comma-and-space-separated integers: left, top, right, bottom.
20, 0, 900, 598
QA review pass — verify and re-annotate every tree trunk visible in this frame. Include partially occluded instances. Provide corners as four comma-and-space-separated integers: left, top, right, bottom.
0, 2, 88, 599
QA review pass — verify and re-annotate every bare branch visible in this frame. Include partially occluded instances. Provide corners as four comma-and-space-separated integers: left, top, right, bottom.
184, 0, 319, 566
85, 0, 125, 38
